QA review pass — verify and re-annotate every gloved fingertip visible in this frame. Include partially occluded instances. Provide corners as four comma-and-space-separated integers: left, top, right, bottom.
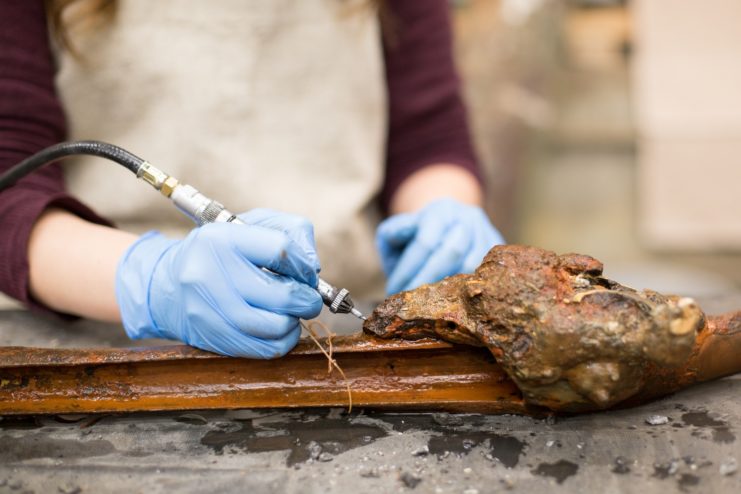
377, 213, 417, 243
302, 268, 319, 289
385, 279, 402, 296
309, 292, 324, 318
236, 208, 278, 225
266, 326, 301, 359
294, 286, 324, 319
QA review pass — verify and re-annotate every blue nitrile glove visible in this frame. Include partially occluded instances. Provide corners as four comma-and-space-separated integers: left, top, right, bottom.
376, 198, 505, 294
115, 210, 323, 359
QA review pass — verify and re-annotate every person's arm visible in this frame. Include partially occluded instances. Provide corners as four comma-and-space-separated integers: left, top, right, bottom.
380, 0, 484, 214
388, 164, 482, 215
2, 1, 322, 359
376, 0, 504, 294
27, 206, 326, 359
27, 208, 136, 321
0, 0, 118, 315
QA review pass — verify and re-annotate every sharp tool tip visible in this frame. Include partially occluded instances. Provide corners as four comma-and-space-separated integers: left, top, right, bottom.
351, 308, 366, 321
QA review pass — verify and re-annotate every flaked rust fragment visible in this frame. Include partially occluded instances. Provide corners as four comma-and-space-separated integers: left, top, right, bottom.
365, 245, 741, 412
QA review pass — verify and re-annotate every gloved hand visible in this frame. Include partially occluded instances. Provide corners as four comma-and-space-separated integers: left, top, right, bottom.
376, 198, 505, 294
115, 209, 323, 359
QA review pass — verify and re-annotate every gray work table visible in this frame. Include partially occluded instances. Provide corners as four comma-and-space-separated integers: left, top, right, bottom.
1, 299, 739, 494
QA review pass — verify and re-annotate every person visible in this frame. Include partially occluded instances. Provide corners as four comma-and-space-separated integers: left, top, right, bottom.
0, 0, 504, 358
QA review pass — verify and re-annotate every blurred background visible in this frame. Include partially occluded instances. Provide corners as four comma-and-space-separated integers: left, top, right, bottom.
453, 0, 741, 308
2, 0, 740, 319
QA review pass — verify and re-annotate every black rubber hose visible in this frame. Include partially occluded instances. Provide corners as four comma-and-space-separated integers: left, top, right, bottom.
0, 140, 145, 192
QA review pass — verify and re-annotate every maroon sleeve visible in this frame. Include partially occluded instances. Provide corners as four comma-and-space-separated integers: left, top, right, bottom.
380, 0, 483, 211
0, 0, 110, 311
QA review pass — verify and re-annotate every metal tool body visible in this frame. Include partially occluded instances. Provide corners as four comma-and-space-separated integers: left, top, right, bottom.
0, 141, 365, 320
138, 163, 366, 320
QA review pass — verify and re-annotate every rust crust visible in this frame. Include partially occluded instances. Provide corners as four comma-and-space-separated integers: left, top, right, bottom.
0, 334, 534, 416
365, 245, 741, 413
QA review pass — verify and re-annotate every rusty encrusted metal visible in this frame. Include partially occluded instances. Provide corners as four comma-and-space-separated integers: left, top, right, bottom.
365, 245, 741, 413
2, 247, 739, 417
0, 334, 536, 416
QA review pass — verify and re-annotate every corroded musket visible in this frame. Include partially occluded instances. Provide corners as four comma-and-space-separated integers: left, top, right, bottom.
1, 245, 738, 416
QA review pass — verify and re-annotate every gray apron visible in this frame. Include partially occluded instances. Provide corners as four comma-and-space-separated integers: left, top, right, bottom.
56, 0, 387, 301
